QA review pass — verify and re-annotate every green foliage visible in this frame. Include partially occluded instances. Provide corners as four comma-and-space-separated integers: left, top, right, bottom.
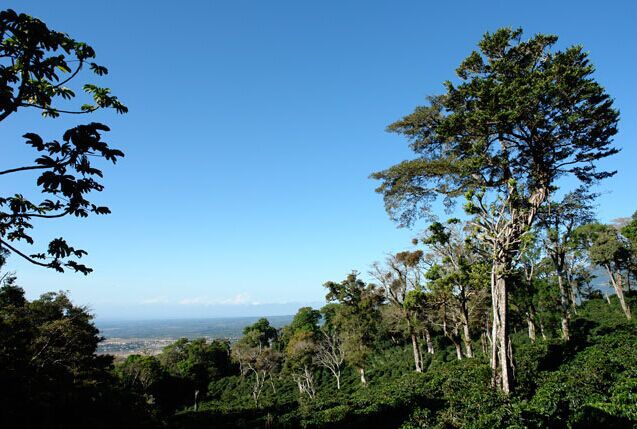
0, 8, 127, 274
575, 223, 631, 270
167, 296, 637, 429
324, 272, 385, 371
0, 279, 155, 428
287, 307, 321, 336
526, 327, 637, 428
157, 337, 233, 395
372, 27, 618, 227
242, 317, 278, 347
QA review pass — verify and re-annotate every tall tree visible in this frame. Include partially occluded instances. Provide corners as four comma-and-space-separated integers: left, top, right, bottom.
324, 272, 384, 386
403, 287, 436, 355
515, 238, 544, 343
283, 307, 321, 399
371, 250, 425, 371
0, 9, 127, 274
419, 219, 488, 359
315, 326, 345, 390
537, 189, 596, 340
576, 223, 633, 319
231, 324, 281, 408
620, 212, 637, 290
372, 28, 618, 392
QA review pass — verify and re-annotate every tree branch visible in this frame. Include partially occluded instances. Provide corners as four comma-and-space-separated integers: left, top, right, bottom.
19, 103, 99, 115
0, 238, 52, 268
0, 165, 49, 175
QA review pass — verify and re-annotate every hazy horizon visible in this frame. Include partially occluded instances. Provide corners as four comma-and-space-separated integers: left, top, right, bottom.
91, 300, 323, 321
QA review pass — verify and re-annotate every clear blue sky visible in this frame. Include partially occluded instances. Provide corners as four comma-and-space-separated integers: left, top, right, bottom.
2, 0, 636, 319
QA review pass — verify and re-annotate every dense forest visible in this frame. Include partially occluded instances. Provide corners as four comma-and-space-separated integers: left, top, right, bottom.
1, 8, 636, 429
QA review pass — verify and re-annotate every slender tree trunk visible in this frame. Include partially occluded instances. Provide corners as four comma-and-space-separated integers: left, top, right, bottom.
538, 318, 547, 341
480, 333, 488, 355
461, 312, 473, 358
444, 318, 463, 360
335, 371, 341, 390
406, 319, 422, 372
556, 269, 571, 341
359, 367, 367, 386
424, 328, 434, 354
491, 262, 513, 394
568, 276, 578, 314
269, 374, 277, 394
527, 313, 536, 343
607, 266, 632, 319
252, 371, 263, 408
454, 340, 463, 360
485, 316, 492, 349
304, 366, 316, 399
410, 331, 423, 372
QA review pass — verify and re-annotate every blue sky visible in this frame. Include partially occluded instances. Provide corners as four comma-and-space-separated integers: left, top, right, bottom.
2, 0, 636, 319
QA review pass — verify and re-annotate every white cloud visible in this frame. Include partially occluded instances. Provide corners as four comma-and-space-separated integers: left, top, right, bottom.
140, 296, 170, 305
178, 293, 258, 306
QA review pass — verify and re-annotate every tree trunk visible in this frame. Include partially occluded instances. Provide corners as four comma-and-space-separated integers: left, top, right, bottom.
485, 316, 492, 350
193, 389, 199, 412
568, 276, 578, 314
335, 371, 341, 390
454, 340, 463, 360
410, 332, 423, 372
253, 374, 260, 408
406, 318, 422, 372
424, 328, 434, 354
269, 375, 277, 394
359, 367, 367, 386
304, 366, 316, 399
461, 312, 474, 358
556, 270, 571, 341
527, 313, 536, 343
491, 262, 513, 394
608, 267, 632, 319
538, 318, 547, 341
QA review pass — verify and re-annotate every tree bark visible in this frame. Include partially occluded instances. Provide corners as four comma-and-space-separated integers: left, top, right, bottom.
556, 269, 571, 341
491, 262, 513, 394
460, 311, 474, 358
527, 312, 536, 343
538, 318, 547, 341
406, 317, 422, 372
424, 328, 434, 354
410, 331, 423, 372
567, 271, 578, 314
359, 367, 367, 386
607, 266, 632, 319
454, 341, 463, 360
